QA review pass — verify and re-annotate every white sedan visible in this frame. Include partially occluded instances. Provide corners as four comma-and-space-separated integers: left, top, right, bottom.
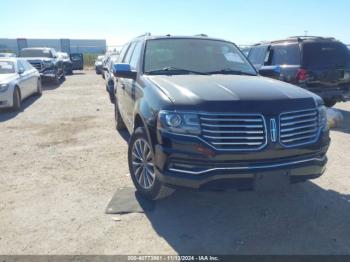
0, 58, 41, 111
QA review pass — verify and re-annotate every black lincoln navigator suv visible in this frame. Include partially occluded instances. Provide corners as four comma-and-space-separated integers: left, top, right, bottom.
112, 34, 330, 200
248, 36, 350, 107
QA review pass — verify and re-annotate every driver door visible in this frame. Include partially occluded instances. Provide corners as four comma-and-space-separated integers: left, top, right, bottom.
116, 42, 136, 128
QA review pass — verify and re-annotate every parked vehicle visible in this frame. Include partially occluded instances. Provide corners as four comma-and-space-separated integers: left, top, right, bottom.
112, 34, 330, 200
70, 53, 84, 70
101, 52, 118, 79
248, 36, 350, 107
103, 54, 119, 102
95, 55, 104, 74
57, 52, 73, 75
0, 58, 41, 111
19, 47, 65, 84
0, 53, 16, 58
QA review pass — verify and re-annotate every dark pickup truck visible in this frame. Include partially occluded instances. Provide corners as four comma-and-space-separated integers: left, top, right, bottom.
248, 36, 350, 107
112, 34, 330, 200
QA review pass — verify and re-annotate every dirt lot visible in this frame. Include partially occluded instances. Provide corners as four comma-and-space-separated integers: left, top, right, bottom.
1, 70, 350, 255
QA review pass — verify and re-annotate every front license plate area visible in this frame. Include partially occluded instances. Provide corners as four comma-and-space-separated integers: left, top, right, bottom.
254, 171, 289, 191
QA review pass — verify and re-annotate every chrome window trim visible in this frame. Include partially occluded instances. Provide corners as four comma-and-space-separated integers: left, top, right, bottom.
169, 156, 326, 175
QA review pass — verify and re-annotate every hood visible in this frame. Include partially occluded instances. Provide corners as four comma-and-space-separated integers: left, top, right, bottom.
147, 75, 318, 114
0, 73, 17, 84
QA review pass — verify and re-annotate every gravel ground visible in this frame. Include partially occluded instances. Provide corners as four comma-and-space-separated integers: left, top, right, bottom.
1, 70, 350, 255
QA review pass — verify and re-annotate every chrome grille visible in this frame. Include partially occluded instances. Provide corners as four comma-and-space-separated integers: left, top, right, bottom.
279, 109, 319, 147
199, 113, 267, 150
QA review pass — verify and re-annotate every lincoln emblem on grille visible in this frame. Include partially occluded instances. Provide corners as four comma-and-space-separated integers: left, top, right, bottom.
270, 118, 277, 142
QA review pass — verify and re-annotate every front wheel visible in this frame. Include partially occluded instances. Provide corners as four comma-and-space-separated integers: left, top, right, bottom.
36, 78, 42, 96
53, 72, 60, 85
114, 98, 126, 130
12, 88, 21, 111
128, 127, 175, 200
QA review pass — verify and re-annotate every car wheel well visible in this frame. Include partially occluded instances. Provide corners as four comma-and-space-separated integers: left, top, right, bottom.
134, 114, 144, 130
15, 85, 21, 99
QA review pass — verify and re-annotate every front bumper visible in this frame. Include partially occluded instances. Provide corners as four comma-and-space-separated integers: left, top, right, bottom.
39, 67, 61, 79
154, 130, 330, 189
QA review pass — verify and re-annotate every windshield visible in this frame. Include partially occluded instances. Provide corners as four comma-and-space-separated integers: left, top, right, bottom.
144, 38, 257, 75
0, 61, 15, 74
302, 42, 350, 68
19, 49, 53, 58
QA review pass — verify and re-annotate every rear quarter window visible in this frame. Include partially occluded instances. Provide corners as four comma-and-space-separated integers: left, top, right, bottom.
270, 44, 300, 65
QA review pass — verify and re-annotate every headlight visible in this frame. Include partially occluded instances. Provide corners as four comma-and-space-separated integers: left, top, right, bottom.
0, 84, 9, 92
158, 110, 201, 135
318, 105, 328, 131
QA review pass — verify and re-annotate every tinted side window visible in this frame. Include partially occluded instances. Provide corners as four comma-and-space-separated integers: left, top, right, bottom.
248, 46, 268, 67
271, 44, 300, 65
118, 43, 129, 63
123, 42, 136, 63
129, 42, 143, 69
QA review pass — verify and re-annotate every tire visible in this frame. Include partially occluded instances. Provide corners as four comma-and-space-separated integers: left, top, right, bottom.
324, 99, 337, 108
114, 98, 126, 130
12, 87, 21, 111
36, 78, 42, 96
128, 127, 175, 200
109, 87, 115, 104
61, 69, 66, 80
54, 73, 60, 85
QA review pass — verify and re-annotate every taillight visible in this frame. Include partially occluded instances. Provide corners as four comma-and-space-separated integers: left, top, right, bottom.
296, 69, 308, 82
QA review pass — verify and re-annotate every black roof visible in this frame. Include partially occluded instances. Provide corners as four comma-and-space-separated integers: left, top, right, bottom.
132, 33, 229, 43
253, 36, 339, 46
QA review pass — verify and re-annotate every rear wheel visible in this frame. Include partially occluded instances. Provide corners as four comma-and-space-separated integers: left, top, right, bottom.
12, 87, 21, 111
128, 127, 175, 200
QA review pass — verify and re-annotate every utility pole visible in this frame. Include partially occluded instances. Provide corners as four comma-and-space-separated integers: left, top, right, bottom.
304, 30, 308, 37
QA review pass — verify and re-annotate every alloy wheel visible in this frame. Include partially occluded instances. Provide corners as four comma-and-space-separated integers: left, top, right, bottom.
131, 138, 155, 189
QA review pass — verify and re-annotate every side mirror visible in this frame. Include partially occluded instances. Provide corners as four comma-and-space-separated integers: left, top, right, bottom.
18, 68, 25, 74
113, 63, 137, 79
258, 65, 281, 78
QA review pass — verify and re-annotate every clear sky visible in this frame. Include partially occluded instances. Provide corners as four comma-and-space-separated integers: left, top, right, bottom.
1, 0, 350, 47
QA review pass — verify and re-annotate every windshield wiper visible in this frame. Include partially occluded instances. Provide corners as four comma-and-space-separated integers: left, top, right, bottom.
146, 67, 209, 75
206, 68, 257, 76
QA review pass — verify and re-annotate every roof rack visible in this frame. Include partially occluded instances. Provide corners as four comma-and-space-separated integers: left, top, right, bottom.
136, 32, 151, 38
272, 36, 335, 43
287, 35, 335, 40
194, 34, 208, 37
